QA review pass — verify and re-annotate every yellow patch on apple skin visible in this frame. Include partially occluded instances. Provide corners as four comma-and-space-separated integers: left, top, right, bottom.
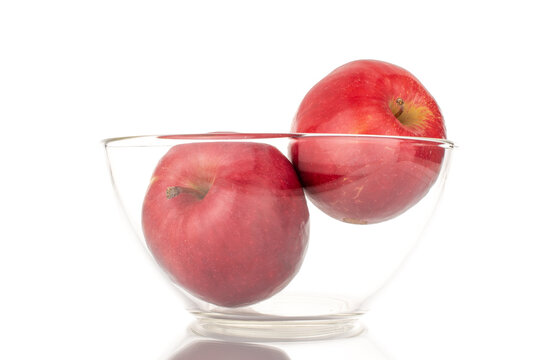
150, 176, 158, 184
342, 217, 369, 225
401, 105, 432, 128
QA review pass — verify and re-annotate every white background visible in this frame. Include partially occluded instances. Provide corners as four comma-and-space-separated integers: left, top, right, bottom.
1, 1, 539, 359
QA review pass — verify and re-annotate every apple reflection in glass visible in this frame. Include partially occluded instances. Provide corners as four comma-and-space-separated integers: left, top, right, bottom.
166, 330, 390, 360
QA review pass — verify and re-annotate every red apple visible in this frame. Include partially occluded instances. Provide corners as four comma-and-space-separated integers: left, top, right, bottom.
142, 142, 309, 307
291, 60, 447, 224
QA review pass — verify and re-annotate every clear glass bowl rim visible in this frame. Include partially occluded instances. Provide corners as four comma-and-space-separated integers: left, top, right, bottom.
103, 132, 455, 148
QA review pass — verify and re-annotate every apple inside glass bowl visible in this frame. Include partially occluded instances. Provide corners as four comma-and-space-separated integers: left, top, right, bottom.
103, 132, 454, 341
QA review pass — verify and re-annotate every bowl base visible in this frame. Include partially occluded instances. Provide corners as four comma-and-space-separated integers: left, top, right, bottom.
191, 315, 365, 342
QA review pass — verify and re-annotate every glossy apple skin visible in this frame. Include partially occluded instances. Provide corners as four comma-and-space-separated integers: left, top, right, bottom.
142, 142, 309, 307
291, 60, 446, 138
291, 60, 446, 224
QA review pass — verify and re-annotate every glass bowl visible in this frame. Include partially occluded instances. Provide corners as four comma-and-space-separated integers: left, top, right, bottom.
103, 133, 454, 341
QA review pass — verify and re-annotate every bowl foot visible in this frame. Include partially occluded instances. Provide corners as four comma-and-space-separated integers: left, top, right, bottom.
191, 315, 365, 342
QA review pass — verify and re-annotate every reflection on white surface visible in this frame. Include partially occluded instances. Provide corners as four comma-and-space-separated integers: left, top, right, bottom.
168, 339, 290, 360
166, 328, 392, 360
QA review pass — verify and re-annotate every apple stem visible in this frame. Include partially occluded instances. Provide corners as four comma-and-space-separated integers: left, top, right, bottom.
393, 98, 405, 119
166, 186, 204, 199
